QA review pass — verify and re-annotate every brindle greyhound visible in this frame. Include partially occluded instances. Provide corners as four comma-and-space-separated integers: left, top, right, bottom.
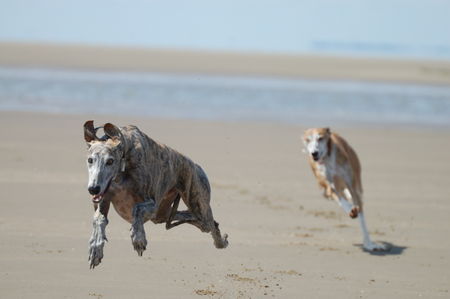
84, 121, 228, 269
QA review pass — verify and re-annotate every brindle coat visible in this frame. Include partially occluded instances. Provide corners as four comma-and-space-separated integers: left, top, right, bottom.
84, 121, 228, 269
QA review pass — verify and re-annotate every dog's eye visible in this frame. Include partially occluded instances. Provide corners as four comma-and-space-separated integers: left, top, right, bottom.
106, 158, 114, 166
87, 158, 93, 164
318, 137, 323, 142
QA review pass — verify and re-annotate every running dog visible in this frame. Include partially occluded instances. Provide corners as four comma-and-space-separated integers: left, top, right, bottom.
303, 127, 387, 251
84, 121, 228, 268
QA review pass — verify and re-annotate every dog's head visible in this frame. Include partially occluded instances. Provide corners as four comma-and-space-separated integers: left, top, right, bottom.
84, 121, 126, 203
303, 127, 331, 163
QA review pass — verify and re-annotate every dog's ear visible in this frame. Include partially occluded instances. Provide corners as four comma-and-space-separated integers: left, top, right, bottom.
84, 120, 98, 143
103, 123, 122, 145
325, 127, 331, 135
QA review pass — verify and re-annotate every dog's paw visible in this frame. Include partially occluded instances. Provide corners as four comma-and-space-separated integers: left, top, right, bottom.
88, 243, 104, 269
214, 233, 229, 249
130, 225, 147, 256
363, 241, 389, 252
349, 207, 359, 219
132, 239, 147, 256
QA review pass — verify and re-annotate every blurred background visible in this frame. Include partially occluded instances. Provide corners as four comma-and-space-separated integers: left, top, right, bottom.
1, 0, 450, 126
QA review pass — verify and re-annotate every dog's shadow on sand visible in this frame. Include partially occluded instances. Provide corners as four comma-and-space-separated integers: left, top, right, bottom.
354, 242, 407, 256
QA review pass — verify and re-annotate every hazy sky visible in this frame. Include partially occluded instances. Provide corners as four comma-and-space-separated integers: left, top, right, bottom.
1, 0, 449, 59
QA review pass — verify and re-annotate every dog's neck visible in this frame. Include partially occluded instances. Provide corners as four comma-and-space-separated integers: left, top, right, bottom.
316, 139, 333, 165
118, 127, 128, 173
113, 152, 127, 183
326, 137, 332, 158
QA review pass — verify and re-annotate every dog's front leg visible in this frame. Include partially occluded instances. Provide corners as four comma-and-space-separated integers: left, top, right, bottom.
89, 200, 110, 269
330, 177, 359, 218
358, 212, 388, 251
130, 199, 156, 256
331, 190, 359, 219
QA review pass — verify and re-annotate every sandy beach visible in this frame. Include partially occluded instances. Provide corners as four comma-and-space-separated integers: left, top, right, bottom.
1, 42, 450, 85
0, 111, 449, 298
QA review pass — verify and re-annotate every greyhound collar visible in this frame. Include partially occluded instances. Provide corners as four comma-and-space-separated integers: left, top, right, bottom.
120, 157, 126, 172
120, 148, 126, 172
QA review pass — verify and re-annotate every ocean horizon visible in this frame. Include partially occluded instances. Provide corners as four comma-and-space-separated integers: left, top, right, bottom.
2, 0, 450, 61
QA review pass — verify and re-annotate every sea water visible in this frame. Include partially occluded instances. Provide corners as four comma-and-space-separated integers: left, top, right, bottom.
0, 67, 449, 127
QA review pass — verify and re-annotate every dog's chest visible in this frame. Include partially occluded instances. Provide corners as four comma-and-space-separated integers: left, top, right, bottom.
109, 187, 143, 223
317, 154, 338, 182
316, 163, 327, 178
319, 157, 351, 185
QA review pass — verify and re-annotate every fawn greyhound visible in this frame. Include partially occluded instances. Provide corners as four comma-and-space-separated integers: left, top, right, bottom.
84, 121, 228, 268
303, 127, 387, 251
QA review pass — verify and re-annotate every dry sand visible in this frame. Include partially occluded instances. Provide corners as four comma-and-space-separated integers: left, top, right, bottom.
0, 111, 449, 298
1, 42, 450, 85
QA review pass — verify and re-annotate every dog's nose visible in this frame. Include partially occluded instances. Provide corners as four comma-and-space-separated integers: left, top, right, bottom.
88, 186, 101, 195
311, 152, 319, 160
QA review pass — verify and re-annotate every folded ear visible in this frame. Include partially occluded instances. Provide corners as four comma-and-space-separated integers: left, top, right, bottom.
84, 120, 98, 142
103, 123, 122, 145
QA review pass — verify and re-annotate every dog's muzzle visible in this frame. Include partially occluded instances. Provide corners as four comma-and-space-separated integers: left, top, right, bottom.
311, 151, 319, 161
88, 185, 101, 195
89, 178, 113, 203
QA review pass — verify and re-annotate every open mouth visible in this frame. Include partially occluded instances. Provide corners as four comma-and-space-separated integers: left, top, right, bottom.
91, 178, 112, 203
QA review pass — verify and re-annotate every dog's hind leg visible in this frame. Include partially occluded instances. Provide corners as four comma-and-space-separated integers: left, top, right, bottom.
211, 219, 228, 249
165, 195, 180, 229
163, 192, 203, 229
169, 199, 228, 248
165, 206, 208, 230
165, 194, 193, 229
195, 200, 228, 249
130, 199, 156, 256
89, 200, 110, 269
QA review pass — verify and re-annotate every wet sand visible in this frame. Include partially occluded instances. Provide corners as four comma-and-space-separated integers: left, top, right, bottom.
0, 111, 449, 298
